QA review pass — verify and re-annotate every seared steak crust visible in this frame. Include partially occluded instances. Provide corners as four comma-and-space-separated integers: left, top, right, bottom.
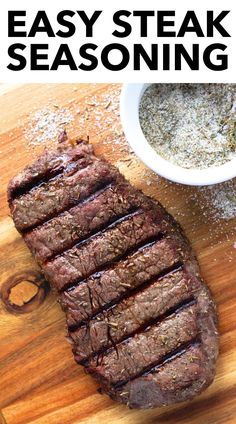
61, 238, 183, 328
71, 269, 193, 362
86, 303, 198, 386
24, 182, 146, 263
8, 140, 218, 409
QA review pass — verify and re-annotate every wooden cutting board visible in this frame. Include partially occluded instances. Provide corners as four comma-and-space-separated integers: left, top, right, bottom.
0, 83, 235, 424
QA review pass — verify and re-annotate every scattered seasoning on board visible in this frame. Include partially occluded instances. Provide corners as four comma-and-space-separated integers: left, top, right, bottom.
73, 85, 130, 157
139, 84, 236, 169
157, 177, 236, 265
198, 179, 236, 221
24, 106, 73, 145
23, 84, 130, 157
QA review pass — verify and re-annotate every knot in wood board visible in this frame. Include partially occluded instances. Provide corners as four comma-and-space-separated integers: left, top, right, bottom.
0, 271, 49, 314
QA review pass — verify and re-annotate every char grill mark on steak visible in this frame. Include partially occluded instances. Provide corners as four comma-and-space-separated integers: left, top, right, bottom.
9, 155, 90, 200
42, 210, 167, 290
52, 234, 166, 292
71, 269, 195, 363
28, 204, 139, 263
86, 304, 198, 387
7, 142, 94, 201
75, 297, 196, 366
112, 339, 200, 390
61, 238, 185, 328
111, 344, 206, 408
65, 262, 183, 331
24, 181, 145, 263
9, 159, 120, 232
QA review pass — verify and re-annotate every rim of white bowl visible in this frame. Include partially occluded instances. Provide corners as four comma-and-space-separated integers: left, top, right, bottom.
120, 83, 236, 186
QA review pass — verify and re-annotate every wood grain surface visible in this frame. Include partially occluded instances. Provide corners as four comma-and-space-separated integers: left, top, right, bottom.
0, 83, 235, 424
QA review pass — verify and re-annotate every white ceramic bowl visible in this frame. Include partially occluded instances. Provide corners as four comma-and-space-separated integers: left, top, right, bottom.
120, 83, 236, 186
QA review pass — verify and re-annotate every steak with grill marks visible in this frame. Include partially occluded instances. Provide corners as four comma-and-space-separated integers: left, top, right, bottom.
71, 269, 194, 362
8, 139, 218, 409
60, 238, 183, 328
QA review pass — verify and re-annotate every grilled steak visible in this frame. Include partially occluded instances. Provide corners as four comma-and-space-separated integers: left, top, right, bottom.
8, 139, 218, 409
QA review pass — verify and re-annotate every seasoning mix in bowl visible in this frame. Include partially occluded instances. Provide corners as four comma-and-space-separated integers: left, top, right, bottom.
139, 84, 236, 170
120, 83, 236, 186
